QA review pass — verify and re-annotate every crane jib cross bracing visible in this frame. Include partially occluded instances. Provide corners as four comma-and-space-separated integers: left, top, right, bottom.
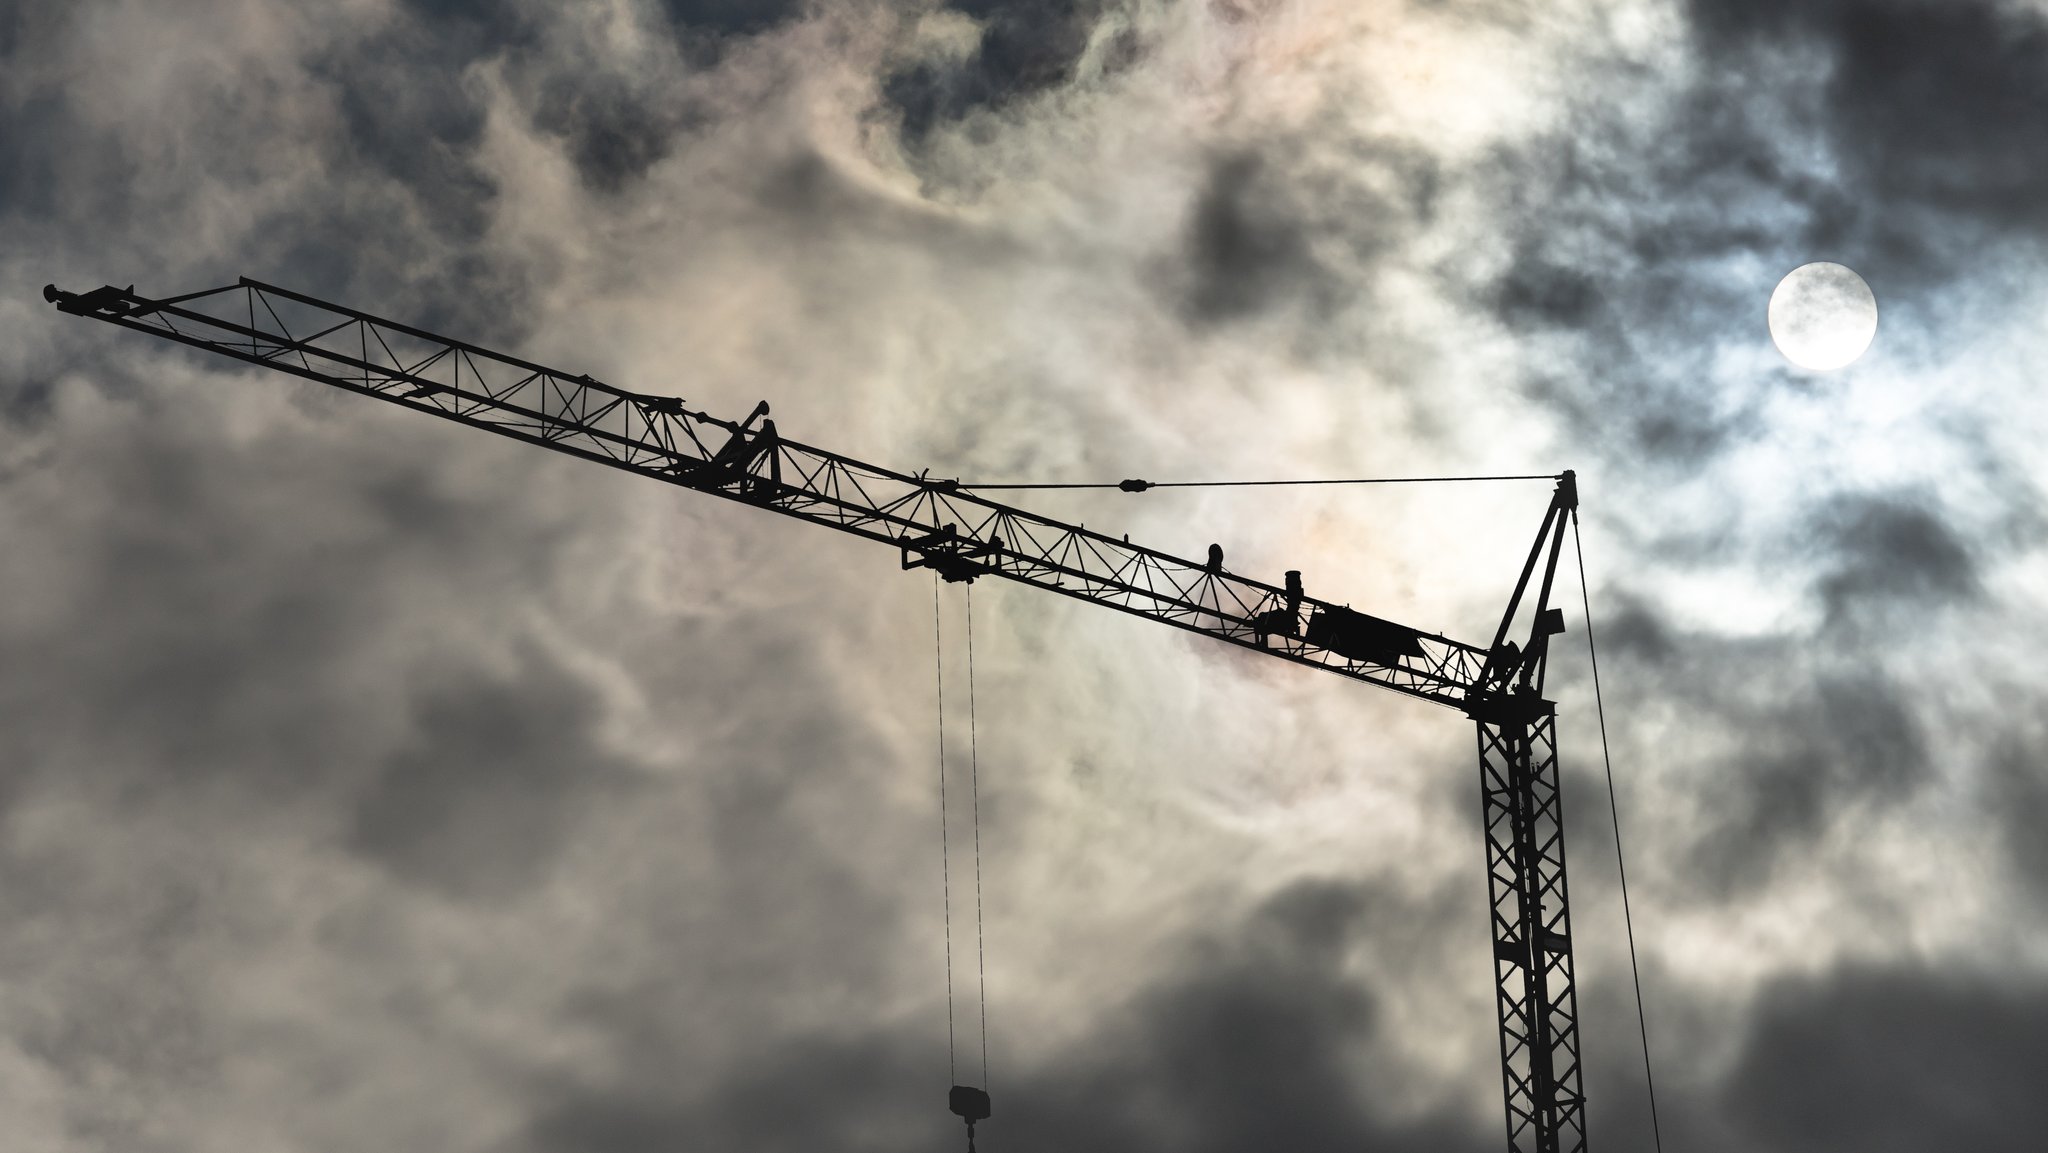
48, 278, 1589, 1153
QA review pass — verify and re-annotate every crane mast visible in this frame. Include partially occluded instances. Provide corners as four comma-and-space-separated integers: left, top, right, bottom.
48, 278, 1587, 1153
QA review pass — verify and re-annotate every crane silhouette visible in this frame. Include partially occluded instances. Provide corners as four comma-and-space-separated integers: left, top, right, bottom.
49, 277, 1591, 1153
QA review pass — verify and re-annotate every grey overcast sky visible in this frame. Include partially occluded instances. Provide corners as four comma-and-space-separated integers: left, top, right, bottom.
7, 1, 2048, 1150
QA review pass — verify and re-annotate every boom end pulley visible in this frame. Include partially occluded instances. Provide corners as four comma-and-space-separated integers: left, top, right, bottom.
46, 282, 147, 320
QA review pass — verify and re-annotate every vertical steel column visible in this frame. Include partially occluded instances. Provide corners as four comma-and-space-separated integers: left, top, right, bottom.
1477, 703, 1586, 1153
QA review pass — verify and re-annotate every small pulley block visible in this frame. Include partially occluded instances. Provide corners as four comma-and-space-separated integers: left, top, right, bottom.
949, 1085, 991, 1151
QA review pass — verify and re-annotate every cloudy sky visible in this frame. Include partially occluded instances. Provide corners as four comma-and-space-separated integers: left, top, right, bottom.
7, 0, 2048, 1149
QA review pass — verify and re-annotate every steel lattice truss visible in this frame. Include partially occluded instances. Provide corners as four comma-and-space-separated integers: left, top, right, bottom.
50, 277, 1489, 709
1480, 712, 1585, 1153
49, 276, 1591, 1153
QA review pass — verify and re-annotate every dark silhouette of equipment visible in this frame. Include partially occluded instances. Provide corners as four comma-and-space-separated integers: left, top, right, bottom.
950, 1084, 991, 1151
48, 278, 1591, 1153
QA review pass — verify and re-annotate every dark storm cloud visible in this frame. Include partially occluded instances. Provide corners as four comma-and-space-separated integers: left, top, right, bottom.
0, 91, 63, 221
1692, 673, 1927, 894
349, 644, 644, 901
256, 0, 805, 328
1182, 152, 1322, 323
885, 0, 1112, 141
518, 879, 1490, 1153
1719, 964, 2048, 1153
315, 24, 501, 241
1813, 491, 1980, 625
1014, 881, 1488, 1153
1162, 137, 1438, 343
1474, 115, 1788, 465
533, 71, 689, 194
0, 335, 935, 1145
374, 0, 677, 199
1581, 598, 1935, 897
519, 1034, 936, 1153
1557, 496, 1986, 902
435, 0, 811, 192
659, 0, 807, 37
0, 8, 141, 239
1984, 720, 2048, 914
0, 364, 598, 807
1489, 242, 1600, 331
532, 1, 814, 192
0, 0, 528, 339
0, 0, 794, 341
1691, 0, 2048, 253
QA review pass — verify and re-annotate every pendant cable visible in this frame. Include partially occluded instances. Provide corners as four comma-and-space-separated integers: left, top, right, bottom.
1571, 509, 1666, 1153
966, 582, 990, 1091
933, 573, 957, 1084
959, 472, 1559, 492
936, 577, 994, 1151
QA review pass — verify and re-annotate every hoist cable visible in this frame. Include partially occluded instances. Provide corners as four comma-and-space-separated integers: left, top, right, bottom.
1572, 509, 1665, 1153
965, 582, 989, 1089
933, 573, 957, 1082
958, 473, 1559, 491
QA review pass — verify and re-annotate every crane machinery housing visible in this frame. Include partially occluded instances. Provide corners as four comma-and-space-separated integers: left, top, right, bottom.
48, 277, 1592, 1153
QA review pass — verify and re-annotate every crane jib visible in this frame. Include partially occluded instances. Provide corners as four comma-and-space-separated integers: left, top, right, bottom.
47, 277, 1593, 1153
41, 280, 1492, 708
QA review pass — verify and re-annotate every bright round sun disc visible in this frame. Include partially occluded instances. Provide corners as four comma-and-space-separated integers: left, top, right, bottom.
1768, 262, 1878, 371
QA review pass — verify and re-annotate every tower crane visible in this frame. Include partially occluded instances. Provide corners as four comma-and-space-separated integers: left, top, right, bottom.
48, 278, 1591, 1153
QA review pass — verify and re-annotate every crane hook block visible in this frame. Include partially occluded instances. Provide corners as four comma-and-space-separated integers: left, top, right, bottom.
949, 1085, 992, 1123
